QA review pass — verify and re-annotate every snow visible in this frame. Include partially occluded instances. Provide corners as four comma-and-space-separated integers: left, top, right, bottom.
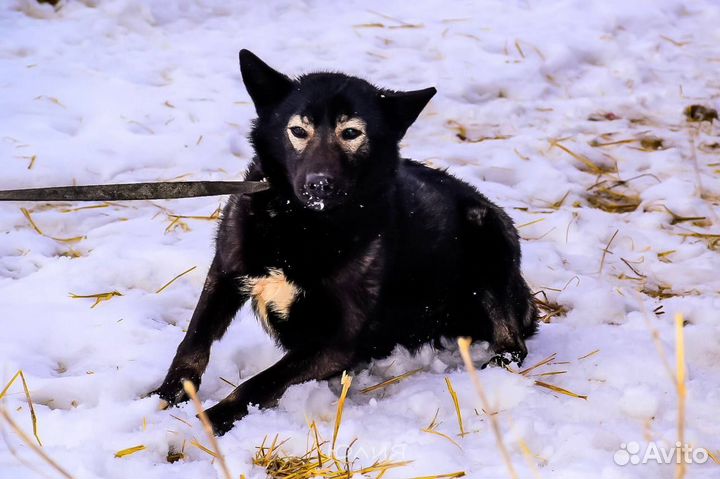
1, 0, 720, 478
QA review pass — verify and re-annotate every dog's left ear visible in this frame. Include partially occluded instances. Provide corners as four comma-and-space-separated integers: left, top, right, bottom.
379, 87, 436, 137
239, 49, 293, 115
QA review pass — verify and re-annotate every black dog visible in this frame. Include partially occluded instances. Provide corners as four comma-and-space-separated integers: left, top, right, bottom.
152, 50, 537, 435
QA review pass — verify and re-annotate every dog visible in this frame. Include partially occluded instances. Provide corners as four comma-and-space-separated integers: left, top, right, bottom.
151, 50, 538, 435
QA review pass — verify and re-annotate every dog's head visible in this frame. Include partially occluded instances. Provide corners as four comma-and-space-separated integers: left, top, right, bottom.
239, 49, 435, 212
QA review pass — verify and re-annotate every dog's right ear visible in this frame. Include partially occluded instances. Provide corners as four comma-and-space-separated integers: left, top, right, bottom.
239, 50, 293, 115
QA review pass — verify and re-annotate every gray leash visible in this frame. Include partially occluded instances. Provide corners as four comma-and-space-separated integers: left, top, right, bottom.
0, 180, 270, 202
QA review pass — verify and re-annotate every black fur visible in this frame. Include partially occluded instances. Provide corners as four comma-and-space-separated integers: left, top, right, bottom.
152, 50, 538, 434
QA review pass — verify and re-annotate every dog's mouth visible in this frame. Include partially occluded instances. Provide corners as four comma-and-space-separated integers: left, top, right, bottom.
299, 190, 348, 212
303, 194, 327, 211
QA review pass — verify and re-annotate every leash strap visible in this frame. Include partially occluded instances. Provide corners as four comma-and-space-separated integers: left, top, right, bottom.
0, 180, 270, 201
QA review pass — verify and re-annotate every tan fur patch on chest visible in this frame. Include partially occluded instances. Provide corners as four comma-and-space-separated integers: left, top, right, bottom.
241, 269, 301, 334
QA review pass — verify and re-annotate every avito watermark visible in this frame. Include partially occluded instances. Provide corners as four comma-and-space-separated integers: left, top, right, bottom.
614, 441, 710, 466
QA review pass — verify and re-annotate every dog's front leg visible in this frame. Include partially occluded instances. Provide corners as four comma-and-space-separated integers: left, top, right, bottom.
151, 257, 246, 405
203, 346, 356, 435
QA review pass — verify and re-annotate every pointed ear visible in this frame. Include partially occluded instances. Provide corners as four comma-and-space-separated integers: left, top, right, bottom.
239, 49, 293, 114
379, 87, 436, 137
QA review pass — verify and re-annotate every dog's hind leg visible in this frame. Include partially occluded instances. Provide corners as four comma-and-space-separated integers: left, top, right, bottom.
151, 256, 246, 406
462, 202, 538, 366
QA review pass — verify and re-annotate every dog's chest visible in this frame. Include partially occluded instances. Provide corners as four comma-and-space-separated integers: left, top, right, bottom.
240, 268, 302, 336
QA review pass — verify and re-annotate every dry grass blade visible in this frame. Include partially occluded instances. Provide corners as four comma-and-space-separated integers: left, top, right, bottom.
155, 266, 197, 294
457, 338, 518, 479
21, 208, 85, 244
406, 471, 466, 478
61, 203, 115, 213
662, 206, 707, 226
219, 377, 237, 388
182, 380, 233, 479
517, 438, 543, 479
641, 284, 680, 300
517, 218, 546, 229
598, 229, 619, 274
447, 120, 510, 143
114, 445, 146, 458
549, 140, 608, 174
0, 370, 42, 446
577, 349, 600, 361
191, 439, 221, 459
0, 408, 74, 479
309, 421, 324, 467
533, 381, 587, 400
353, 22, 385, 28
532, 293, 568, 323
360, 367, 422, 393
169, 413, 192, 428
675, 313, 687, 479
422, 410, 462, 450
678, 232, 720, 251
586, 189, 640, 213
444, 377, 466, 437
165, 216, 191, 234
422, 427, 463, 450
168, 206, 222, 222
518, 353, 557, 376
332, 371, 352, 454
534, 371, 567, 378
589, 138, 637, 148
69, 291, 123, 308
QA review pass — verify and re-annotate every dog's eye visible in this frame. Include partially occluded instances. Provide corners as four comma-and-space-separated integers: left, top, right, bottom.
341, 128, 362, 140
289, 126, 308, 139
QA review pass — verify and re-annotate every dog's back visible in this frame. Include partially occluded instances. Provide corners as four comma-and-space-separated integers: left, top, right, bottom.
349, 159, 537, 359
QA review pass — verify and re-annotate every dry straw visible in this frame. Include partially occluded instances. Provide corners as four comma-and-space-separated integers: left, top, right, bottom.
674, 313, 687, 479
155, 266, 197, 294
360, 367, 422, 394
252, 372, 417, 478
444, 377, 466, 437
182, 380, 233, 479
0, 370, 42, 446
69, 290, 123, 308
0, 408, 74, 479
331, 371, 352, 454
21, 207, 84, 244
457, 338, 518, 479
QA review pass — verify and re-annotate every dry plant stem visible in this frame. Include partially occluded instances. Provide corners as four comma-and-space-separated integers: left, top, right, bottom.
598, 229, 619, 274
360, 367, 422, 393
114, 445, 146, 458
406, 471, 466, 479
635, 292, 688, 479
332, 372, 352, 454
674, 314, 687, 479
0, 370, 42, 446
444, 377, 466, 436
1, 426, 48, 479
0, 408, 74, 479
156, 266, 197, 293
182, 380, 233, 479
457, 338, 518, 479
517, 438, 543, 479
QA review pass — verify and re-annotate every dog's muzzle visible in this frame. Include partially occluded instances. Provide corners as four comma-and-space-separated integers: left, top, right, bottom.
302, 173, 339, 211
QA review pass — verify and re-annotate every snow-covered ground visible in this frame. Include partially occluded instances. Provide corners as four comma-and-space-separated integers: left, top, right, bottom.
1, 0, 719, 478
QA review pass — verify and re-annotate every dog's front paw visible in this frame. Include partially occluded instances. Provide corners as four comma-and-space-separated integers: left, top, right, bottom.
202, 402, 247, 436
149, 370, 200, 407
481, 350, 525, 369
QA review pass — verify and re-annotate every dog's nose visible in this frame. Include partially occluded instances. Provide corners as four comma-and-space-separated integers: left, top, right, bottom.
304, 173, 336, 198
